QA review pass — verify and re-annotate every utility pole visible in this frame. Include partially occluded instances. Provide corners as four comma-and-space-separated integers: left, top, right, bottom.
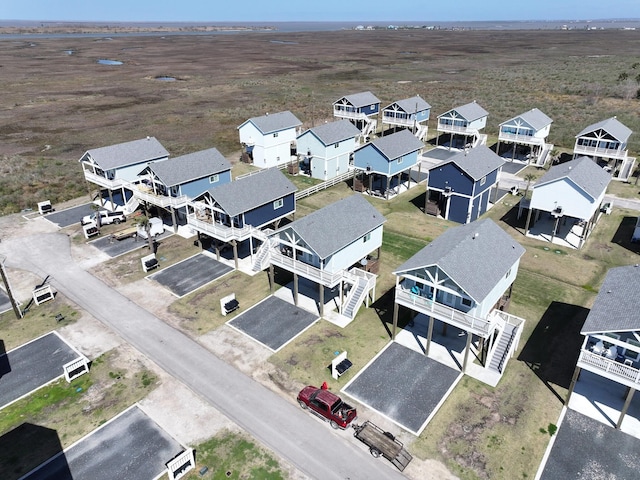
0, 255, 23, 319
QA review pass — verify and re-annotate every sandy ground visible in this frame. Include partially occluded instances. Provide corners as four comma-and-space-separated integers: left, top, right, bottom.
0, 207, 456, 480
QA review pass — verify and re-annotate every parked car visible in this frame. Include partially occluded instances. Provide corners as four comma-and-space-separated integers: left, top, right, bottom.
137, 217, 165, 239
81, 210, 126, 226
297, 386, 357, 429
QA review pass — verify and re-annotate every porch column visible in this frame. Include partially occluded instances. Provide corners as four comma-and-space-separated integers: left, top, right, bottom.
449, 132, 453, 150
511, 143, 516, 161
496, 140, 501, 156
215, 240, 220, 261
392, 302, 399, 340
424, 185, 429, 214
232, 240, 238, 270
435, 132, 440, 147
462, 331, 472, 372
108, 189, 114, 210
493, 180, 499, 203
269, 264, 275, 294
319, 283, 324, 317
616, 387, 636, 429
385, 176, 391, 200
339, 280, 344, 314
478, 337, 486, 365
293, 273, 299, 306
425, 315, 435, 356
171, 207, 178, 233
368, 173, 373, 192
249, 236, 254, 263
524, 207, 534, 236
442, 322, 448, 336
550, 216, 560, 243
565, 365, 582, 405
407, 169, 411, 190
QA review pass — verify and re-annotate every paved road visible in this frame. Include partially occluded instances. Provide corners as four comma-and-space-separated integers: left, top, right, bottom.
0, 232, 405, 480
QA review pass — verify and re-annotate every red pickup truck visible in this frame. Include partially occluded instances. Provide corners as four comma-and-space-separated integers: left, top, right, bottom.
297, 386, 357, 429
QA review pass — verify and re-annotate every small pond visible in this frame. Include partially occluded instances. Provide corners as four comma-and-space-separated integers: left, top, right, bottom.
155, 76, 176, 82
97, 59, 123, 65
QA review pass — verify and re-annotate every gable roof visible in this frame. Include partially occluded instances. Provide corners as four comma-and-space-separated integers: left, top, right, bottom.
335, 91, 381, 108
145, 148, 231, 187
393, 219, 525, 302
280, 194, 385, 259
430, 145, 504, 181
500, 108, 553, 130
534, 156, 611, 200
576, 117, 632, 142
360, 129, 424, 160
238, 111, 302, 135
204, 168, 297, 217
387, 95, 432, 113
83, 137, 169, 170
300, 119, 361, 146
438, 101, 488, 122
581, 265, 640, 334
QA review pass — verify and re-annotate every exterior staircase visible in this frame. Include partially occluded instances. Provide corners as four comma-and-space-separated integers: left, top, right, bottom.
488, 322, 518, 373
414, 125, 428, 141
252, 238, 273, 272
342, 276, 369, 319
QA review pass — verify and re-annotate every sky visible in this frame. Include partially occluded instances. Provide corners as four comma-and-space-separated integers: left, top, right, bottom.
3, 0, 640, 23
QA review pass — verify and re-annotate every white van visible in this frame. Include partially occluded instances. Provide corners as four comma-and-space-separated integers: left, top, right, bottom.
137, 217, 165, 239
81, 210, 126, 226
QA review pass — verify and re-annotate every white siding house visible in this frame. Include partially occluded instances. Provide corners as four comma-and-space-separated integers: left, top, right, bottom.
238, 111, 302, 168
436, 101, 488, 149
497, 108, 553, 166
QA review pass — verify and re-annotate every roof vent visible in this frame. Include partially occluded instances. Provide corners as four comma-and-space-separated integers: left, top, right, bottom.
146, 136, 150, 140
473, 233, 479, 239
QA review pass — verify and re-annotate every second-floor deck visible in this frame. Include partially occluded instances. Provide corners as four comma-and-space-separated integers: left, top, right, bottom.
333, 108, 375, 121
573, 144, 629, 160
187, 214, 254, 242
382, 114, 424, 127
82, 169, 127, 190
498, 131, 545, 146
577, 348, 640, 390
437, 122, 478, 135
133, 185, 188, 209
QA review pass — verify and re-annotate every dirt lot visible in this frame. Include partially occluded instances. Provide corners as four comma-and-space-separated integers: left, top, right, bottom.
1, 29, 640, 213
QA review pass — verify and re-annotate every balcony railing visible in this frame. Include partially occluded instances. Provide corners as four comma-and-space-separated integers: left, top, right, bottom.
578, 349, 640, 387
269, 248, 344, 287
437, 123, 476, 134
82, 170, 126, 189
187, 215, 253, 242
333, 109, 371, 120
133, 187, 188, 208
382, 115, 416, 127
573, 144, 628, 160
498, 131, 545, 146
394, 287, 493, 336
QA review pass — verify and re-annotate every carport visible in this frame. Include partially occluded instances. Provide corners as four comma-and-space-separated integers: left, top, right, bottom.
148, 253, 233, 297
23, 405, 184, 480
0, 332, 81, 409
228, 295, 319, 351
343, 342, 461, 435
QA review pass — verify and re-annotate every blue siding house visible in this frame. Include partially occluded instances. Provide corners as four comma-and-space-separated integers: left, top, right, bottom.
353, 129, 424, 199
134, 147, 232, 231
393, 218, 526, 383
427, 145, 504, 224
382, 95, 431, 141
187, 168, 297, 270
333, 91, 381, 140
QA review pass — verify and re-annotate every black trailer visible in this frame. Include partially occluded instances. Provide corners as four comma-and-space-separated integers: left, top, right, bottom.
352, 421, 412, 471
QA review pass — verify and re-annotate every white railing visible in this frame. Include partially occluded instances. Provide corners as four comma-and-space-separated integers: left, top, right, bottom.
395, 287, 493, 336
270, 249, 344, 287
382, 115, 415, 127
437, 123, 477, 134
573, 144, 628, 160
333, 109, 371, 120
578, 350, 640, 385
187, 215, 253, 241
498, 132, 545, 146
133, 188, 188, 208
296, 170, 354, 200
82, 170, 126, 189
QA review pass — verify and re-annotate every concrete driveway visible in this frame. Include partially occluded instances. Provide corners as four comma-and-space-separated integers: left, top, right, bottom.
0, 232, 405, 480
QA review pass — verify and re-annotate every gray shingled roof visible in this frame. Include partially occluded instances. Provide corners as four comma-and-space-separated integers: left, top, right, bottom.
205, 168, 297, 217
439, 101, 488, 122
388, 95, 431, 113
146, 148, 231, 187
576, 117, 632, 142
84, 137, 169, 170
500, 108, 553, 130
281, 194, 386, 259
335, 91, 381, 108
393, 219, 525, 302
239, 111, 302, 135
535, 156, 611, 200
302, 119, 361, 146
366, 129, 424, 160
431, 145, 504, 181
581, 265, 640, 334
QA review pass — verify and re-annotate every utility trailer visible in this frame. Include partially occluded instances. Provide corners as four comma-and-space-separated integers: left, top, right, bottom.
352, 421, 412, 471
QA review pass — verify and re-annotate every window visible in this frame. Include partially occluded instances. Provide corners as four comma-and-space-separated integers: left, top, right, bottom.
461, 297, 472, 307
480, 176, 486, 186
209, 174, 219, 184
273, 132, 279, 138
363, 232, 371, 243
273, 198, 284, 209
334, 142, 340, 148
397, 157, 403, 164
505, 268, 511, 279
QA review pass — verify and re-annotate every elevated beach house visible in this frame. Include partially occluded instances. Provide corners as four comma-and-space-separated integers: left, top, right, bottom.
522, 156, 611, 249
254, 194, 385, 321
572, 116, 635, 181
381, 95, 431, 141
133, 147, 231, 231
296, 119, 361, 181
238, 111, 302, 168
79, 136, 169, 213
567, 265, 640, 429
352, 129, 424, 199
497, 108, 554, 166
426, 145, 504, 224
392, 218, 526, 384
332, 91, 381, 141
436, 101, 488, 149
187, 168, 297, 270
